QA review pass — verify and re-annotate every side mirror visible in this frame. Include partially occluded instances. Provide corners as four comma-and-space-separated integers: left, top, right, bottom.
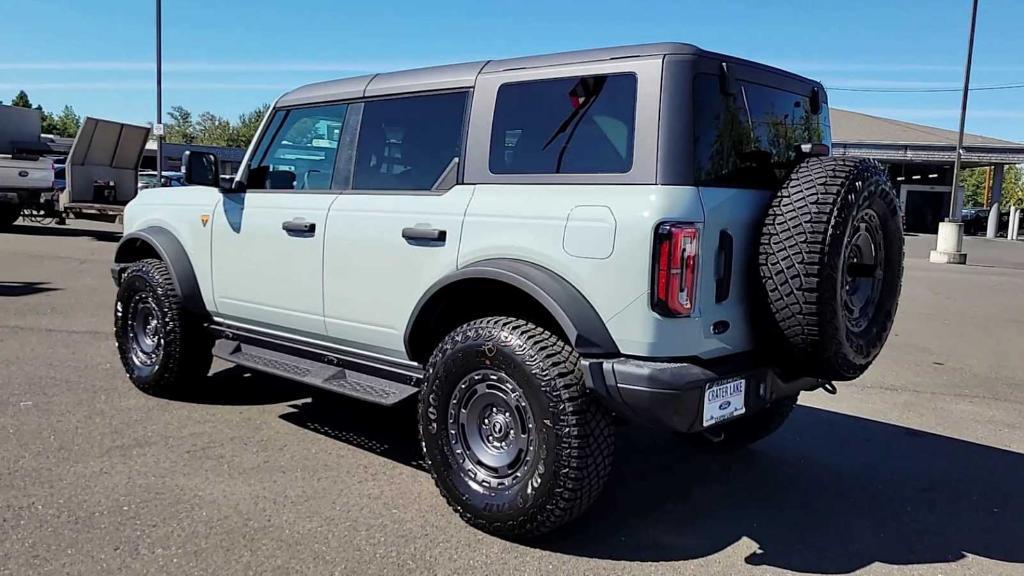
182, 150, 220, 187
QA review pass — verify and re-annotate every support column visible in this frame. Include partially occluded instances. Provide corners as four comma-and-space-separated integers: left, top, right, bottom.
986, 164, 1004, 238
931, 221, 968, 263
1011, 206, 1021, 241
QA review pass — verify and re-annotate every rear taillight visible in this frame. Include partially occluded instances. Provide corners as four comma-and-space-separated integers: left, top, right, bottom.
652, 223, 699, 317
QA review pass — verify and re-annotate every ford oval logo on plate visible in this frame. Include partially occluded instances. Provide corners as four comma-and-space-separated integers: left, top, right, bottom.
18, 170, 29, 177
718, 400, 732, 411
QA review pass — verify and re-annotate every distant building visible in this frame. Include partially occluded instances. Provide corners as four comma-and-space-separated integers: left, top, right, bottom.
832, 109, 1024, 233
141, 140, 246, 177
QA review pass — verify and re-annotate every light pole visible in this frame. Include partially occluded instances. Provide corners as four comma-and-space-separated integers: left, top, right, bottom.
930, 0, 978, 265
155, 0, 163, 178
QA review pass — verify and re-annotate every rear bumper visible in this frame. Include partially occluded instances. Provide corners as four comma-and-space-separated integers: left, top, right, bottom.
582, 357, 825, 433
0, 191, 21, 204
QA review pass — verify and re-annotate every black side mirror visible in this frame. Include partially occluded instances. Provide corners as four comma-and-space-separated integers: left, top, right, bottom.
183, 150, 220, 187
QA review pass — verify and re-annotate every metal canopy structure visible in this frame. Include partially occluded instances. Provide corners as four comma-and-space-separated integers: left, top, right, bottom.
831, 109, 1024, 166
65, 117, 151, 206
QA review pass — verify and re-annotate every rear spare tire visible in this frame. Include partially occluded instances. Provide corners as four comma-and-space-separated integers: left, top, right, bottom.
759, 157, 903, 381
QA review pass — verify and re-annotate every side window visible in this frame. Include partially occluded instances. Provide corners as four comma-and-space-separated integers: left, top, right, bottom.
246, 103, 348, 190
489, 73, 637, 175
693, 74, 831, 189
352, 92, 468, 191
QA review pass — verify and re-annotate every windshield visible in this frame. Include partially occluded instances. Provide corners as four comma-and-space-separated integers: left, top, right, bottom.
694, 74, 831, 189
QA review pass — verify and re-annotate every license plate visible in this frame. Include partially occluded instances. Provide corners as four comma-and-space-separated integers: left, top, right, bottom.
703, 378, 746, 427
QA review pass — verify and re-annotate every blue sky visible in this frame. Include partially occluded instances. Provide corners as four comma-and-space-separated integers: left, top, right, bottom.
2, 0, 1022, 142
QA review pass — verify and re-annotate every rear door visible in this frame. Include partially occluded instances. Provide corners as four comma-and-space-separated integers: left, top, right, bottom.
692, 71, 832, 350
211, 103, 348, 336
322, 92, 471, 358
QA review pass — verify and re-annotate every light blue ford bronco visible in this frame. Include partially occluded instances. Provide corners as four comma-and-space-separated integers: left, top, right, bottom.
112, 43, 903, 538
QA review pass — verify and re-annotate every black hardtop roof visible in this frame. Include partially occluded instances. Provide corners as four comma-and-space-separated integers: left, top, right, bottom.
277, 42, 822, 107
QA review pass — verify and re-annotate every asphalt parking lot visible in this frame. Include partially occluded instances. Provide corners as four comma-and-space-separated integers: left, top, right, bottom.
1, 220, 1022, 576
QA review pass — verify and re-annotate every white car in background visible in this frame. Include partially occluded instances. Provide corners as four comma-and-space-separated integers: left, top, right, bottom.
137, 171, 185, 191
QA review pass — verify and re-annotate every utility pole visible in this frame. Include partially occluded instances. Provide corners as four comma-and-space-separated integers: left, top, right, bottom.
930, 0, 979, 265
155, 0, 163, 178
983, 166, 992, 207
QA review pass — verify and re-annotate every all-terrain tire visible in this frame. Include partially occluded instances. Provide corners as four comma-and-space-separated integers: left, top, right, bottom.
418, 317, 614, 539
115, 258, 212, 395
686, 394, 799, 452
759, 157, 904, 381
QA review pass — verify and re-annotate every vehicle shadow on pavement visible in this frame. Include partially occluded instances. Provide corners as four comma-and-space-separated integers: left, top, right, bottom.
6, 223, 120, 242
151, 366, 310, 406
278, 395, 426, 470
0, 281, 60, 297
267, 391, 1024, 573
541, 405, 1024, 573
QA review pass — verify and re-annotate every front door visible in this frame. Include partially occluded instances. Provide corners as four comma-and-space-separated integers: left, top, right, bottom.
211, 103, 349, 336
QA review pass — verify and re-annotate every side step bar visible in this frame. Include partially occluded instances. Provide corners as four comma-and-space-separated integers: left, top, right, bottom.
213, 339, 419, 406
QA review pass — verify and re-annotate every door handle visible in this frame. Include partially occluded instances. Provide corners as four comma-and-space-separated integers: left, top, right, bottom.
402, 227, 446, 242
282, 219, 316, 235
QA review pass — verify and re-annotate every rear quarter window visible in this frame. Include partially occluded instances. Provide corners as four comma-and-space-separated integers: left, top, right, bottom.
489, 73, 637, 175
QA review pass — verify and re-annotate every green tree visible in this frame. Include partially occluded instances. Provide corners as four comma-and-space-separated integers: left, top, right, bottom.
232, 103, 270, 148
958, 167, 988, 207
11, 90, 32, 108
164, 105, 196, 144
1001, 164, 1024, 208
195, 111, 233, 146
40, 105, 81, 138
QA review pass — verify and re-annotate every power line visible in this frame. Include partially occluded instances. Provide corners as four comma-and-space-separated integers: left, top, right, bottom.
828, 82, 1024, 93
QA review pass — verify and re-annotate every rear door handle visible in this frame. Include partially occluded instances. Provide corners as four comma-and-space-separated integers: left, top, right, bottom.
282, 219, 315, 235
715, 230, 734, 303
402, 227, 446, 242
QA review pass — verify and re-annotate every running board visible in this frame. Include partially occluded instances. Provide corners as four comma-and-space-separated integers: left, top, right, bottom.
212, 339, 419, 406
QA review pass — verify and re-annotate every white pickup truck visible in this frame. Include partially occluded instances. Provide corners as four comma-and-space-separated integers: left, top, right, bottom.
0, 117, 150, 230
0, 154, 54, 228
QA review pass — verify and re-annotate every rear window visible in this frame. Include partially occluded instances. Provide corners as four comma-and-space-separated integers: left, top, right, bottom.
352, 91, 468, 191
490, 73, 637, 174
694, 74, 831, 189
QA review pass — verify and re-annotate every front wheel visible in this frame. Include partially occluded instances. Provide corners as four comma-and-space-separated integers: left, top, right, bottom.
418, 317, 614, 539
114, 258, 212, 395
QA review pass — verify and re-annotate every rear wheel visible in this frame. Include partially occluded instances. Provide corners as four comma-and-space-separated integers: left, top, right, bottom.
418, 317, 614, 539
115, 259, 212, 395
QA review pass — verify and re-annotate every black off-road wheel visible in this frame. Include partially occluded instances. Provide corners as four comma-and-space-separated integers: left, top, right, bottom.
686, 394, 799, 452
418, 317, 614, 539
760, 157, 904, 381
115, 258, 212, 395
